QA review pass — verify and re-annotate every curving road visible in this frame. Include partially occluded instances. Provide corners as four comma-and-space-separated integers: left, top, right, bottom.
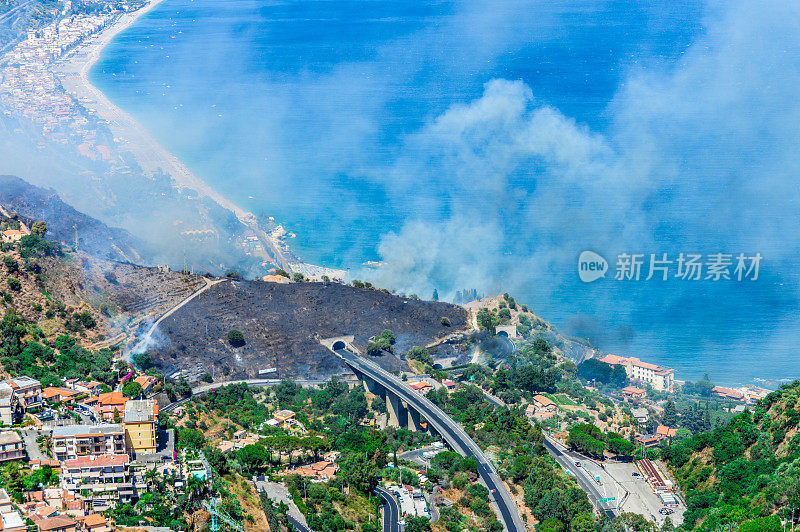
335, 348, 526, 532
543, 436, 618, 518
375, 486, 402, 532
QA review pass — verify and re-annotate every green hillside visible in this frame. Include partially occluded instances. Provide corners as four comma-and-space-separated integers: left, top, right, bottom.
662, 381, 800, 531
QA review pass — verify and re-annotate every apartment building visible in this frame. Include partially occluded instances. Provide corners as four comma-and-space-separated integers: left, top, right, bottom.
600, 354, 676, 392
0, 431, 24, 462
0, 383, 22, 426
4, 377, 42, 409
52, 425, 126, 462
61, 454, 133, 512
123, 400, 158, 454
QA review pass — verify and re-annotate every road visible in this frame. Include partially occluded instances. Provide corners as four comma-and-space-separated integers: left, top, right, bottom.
334, 348, 527, 532
542, 436, 618, 518
375, 486, 402, 532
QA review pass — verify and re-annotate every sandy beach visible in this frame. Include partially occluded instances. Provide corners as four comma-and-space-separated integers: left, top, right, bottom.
52, 0, 347, 277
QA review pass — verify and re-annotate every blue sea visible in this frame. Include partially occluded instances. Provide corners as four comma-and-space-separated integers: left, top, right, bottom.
92, 0, 800, 385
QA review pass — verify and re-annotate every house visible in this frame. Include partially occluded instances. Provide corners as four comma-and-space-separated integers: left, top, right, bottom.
81, 513, 112, 532
712, 386, 745, 401
656, 425, 678, 440
72, 381, 103, 396
0, 510, 25, 531
525, 404, 537, 417
61, 454, 133, 511
33, 516, 77, 532
4, 377, 42, 408
0, 431, 24, 462
409, 381, 434, 393
323, 451, 341, 463
533, 394, 555, 410
293, 460, 339, 480
42, 387, 79, 404
0, 489, 13, 513
631, 408, 649, 424
635, 434, 661, 448
600, 355, 676, 392
442, 380, 457, 391
273, 410, 295, 425
52, 424, 126, 461
94, 392, 127, 422
123, 399, 158, 454
622, 386, 647, 399
0, 383, 22, 425
133, 375, 158, 395
1, 230, 25, 243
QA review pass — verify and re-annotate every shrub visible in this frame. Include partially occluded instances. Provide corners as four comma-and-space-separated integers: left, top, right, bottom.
6, 278, 20, 291
228, 329, 245, 347
441, 316, 451, 327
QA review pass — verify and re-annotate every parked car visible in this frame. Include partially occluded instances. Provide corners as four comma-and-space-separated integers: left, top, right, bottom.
659, 508, 674, 515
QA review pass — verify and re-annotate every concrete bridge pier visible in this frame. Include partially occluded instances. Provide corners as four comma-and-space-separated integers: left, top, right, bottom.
363, 376, 383, 396
407, 408, 423, 432
386, 394, 402, 429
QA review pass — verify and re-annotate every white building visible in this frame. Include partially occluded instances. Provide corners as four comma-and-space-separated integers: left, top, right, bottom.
600, 355, 675, 392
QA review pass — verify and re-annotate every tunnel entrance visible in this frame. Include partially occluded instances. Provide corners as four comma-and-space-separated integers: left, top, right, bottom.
497, 330, 509, 338
333, 340, 347, 350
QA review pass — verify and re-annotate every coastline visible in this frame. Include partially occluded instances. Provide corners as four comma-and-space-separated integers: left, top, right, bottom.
54, 0, 346, 279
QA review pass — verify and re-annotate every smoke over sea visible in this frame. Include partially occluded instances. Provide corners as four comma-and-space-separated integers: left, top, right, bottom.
91, 0, 800, 384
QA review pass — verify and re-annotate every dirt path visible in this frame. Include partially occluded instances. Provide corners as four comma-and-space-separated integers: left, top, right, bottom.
130, 277, 225, 354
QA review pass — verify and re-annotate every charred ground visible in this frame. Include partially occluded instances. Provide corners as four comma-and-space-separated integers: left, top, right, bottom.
149, 279, 469, 381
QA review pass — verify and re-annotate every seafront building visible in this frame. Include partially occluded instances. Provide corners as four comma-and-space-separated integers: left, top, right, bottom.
601, 355, 676, 392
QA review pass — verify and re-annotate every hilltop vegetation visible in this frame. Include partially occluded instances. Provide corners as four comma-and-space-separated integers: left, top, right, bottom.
662, 381, 800, 531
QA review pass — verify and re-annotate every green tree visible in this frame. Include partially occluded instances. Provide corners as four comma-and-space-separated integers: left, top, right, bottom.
122, 381, 143, 398
663, 400, 678, 427
2, 256, 17, 273
31, 221, 47, 237
6, 278, 20, 291
227, 329, 245, 347
431, 289, 439, 301
405, 516, 431, 532
237, 444, 269, 472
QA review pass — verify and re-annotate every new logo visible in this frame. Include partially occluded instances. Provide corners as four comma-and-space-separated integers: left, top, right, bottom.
578, 251, 607, 283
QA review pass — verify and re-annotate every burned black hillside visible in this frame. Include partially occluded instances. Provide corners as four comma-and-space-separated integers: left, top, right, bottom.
150, 279, 469, 381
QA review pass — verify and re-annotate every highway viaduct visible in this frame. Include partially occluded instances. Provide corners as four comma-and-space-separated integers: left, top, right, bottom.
320, 336, 527, 532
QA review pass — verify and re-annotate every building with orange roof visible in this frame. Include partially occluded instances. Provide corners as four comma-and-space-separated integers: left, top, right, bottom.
94, 392, 127, 422
712, 386, 745, 401
656, 425, 678, 439
33, 515, 77, 532
42, 387, 79, 404
409, 381, 434, 393
0, 230, 25, 243
81, 513, 112, 532
61, 454, 133, 511
622, 386, 647, 399
600, 355, 675, 392
133, 375, 158, 396
533, 394, 555, 409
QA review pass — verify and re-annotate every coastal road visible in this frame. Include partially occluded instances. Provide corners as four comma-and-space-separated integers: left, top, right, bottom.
375, 486, 402, 532
334, 348, 527, 532
542, 436, 618, 518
